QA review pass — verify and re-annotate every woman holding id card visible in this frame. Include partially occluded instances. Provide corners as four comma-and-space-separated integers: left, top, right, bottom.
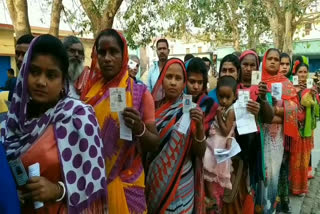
1, 35, 107, 213
260, 48, 299, 214
80, 29, 160, 214
289, 59, 319, 196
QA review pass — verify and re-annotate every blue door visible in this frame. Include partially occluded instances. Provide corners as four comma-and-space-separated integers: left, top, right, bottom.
0, 56, 11, 89
309, 58, 320, 73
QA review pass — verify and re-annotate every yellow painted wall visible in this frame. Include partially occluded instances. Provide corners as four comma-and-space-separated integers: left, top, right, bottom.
0, 27, 94, 72
0, 29, 15, 56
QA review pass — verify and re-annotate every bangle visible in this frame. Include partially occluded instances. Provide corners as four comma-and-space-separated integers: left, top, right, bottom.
194, 135, 206, 143
136, 123, 146, 137
56, 181, 66, 202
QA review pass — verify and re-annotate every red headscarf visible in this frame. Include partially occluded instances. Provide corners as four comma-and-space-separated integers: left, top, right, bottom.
239, 50, 261, 101
261, 49, 288, 87
151, 58, 187, 102
239, 50, 260, 67
80, 29, 129, 105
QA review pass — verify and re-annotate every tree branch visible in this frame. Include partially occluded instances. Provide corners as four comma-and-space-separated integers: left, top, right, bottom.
101, 0, 123, 29
49, 0, 63, 37
5, 0, 16, 23
79, 0, 101, 35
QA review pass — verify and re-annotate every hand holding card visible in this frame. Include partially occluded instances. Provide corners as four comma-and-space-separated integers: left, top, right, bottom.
28, 163, 44, 209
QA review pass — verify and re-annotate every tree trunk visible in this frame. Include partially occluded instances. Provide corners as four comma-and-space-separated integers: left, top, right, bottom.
282, 10, 295, 55
6, 0, 31, 39
232, 28, 241, 51
79, 0, 123, 36
49, 0, 63, 37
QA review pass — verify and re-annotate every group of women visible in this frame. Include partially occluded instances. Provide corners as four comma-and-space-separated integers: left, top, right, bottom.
0, 28, 319, 214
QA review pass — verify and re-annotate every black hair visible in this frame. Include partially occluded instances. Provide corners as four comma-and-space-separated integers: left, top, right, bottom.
219, 54, 241, 81
63, 35, 83, 50
217, 75, 238, 95
187, 57, 208, 91
294, 56, 305, 64
202, 57, 211, 65
95, 29, 124, 54
16, 34, 34, 45
280, 53, 291, 64
31, 34, 69, 79
129, 55, 140, 62
7, 68, 14, 75
295, 62, 309, 74
184, 54, 194, 62
232, 51, 241, 58
156, 38, 169, 49
267, 48, 281, 57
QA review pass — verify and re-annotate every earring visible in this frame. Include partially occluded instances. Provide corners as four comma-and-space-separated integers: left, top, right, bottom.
60, 89, 66, 98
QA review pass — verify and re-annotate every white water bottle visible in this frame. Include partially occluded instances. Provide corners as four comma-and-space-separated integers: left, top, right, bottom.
28, 163, 44, 209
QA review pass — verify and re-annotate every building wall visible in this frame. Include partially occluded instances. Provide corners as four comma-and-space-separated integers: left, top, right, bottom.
0, 26, 95, 73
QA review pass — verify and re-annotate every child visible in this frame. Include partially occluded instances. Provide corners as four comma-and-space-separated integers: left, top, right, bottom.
203, 76, 237, 213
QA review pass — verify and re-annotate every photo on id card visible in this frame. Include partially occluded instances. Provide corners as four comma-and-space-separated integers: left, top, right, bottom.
110, 88, 126, 112
238, 90, 249, 107
183, 95, 192, 113
292, 76, 299, 86
271, 83, 282, 100
307, 78, 314, 89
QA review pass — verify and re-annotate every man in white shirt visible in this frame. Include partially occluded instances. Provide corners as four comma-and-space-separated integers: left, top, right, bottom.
147, 39, 170, 92
62, 36, 85, 99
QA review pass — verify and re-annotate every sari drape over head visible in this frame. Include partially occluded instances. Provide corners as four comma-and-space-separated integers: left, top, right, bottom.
261, 49, 299, 142
1, 36, 106, 214
146, 58, 204, 214
81, 29, 148, 214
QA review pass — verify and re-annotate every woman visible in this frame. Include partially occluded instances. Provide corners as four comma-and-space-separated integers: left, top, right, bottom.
1, 34, 106, 213
146, 58, 206, 213
290, 61, 318, 195
260, 48, 299, 214
81, 29, 160, 214
185, 57, 218, 212
276, 53, 293, 213
279, 53, 292, 78
185, 57, 218, 131
221, 50, 272, 214
208, 54, 240, 104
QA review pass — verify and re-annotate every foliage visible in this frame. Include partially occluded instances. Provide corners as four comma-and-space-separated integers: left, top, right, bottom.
121, 0, 270, 50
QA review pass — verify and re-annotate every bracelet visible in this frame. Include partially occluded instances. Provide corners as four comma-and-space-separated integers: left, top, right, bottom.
194, 135, 206, 143
56, 181, 66, 202
136, 123, 146, 137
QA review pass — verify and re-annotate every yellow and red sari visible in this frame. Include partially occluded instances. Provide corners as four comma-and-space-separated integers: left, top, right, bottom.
81, 29, 148, 214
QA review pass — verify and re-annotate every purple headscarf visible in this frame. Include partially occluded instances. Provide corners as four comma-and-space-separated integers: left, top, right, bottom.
1, 35, 107, 213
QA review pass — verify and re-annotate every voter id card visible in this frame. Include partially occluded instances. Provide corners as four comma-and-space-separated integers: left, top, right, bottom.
183, 95, 193, 113
251, 71, 261, 85
110, 88, 126, 112
292, 76, 299, 86
238, 90, 250, 107
271, 83, 282, 100
307, 78, 314, 89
